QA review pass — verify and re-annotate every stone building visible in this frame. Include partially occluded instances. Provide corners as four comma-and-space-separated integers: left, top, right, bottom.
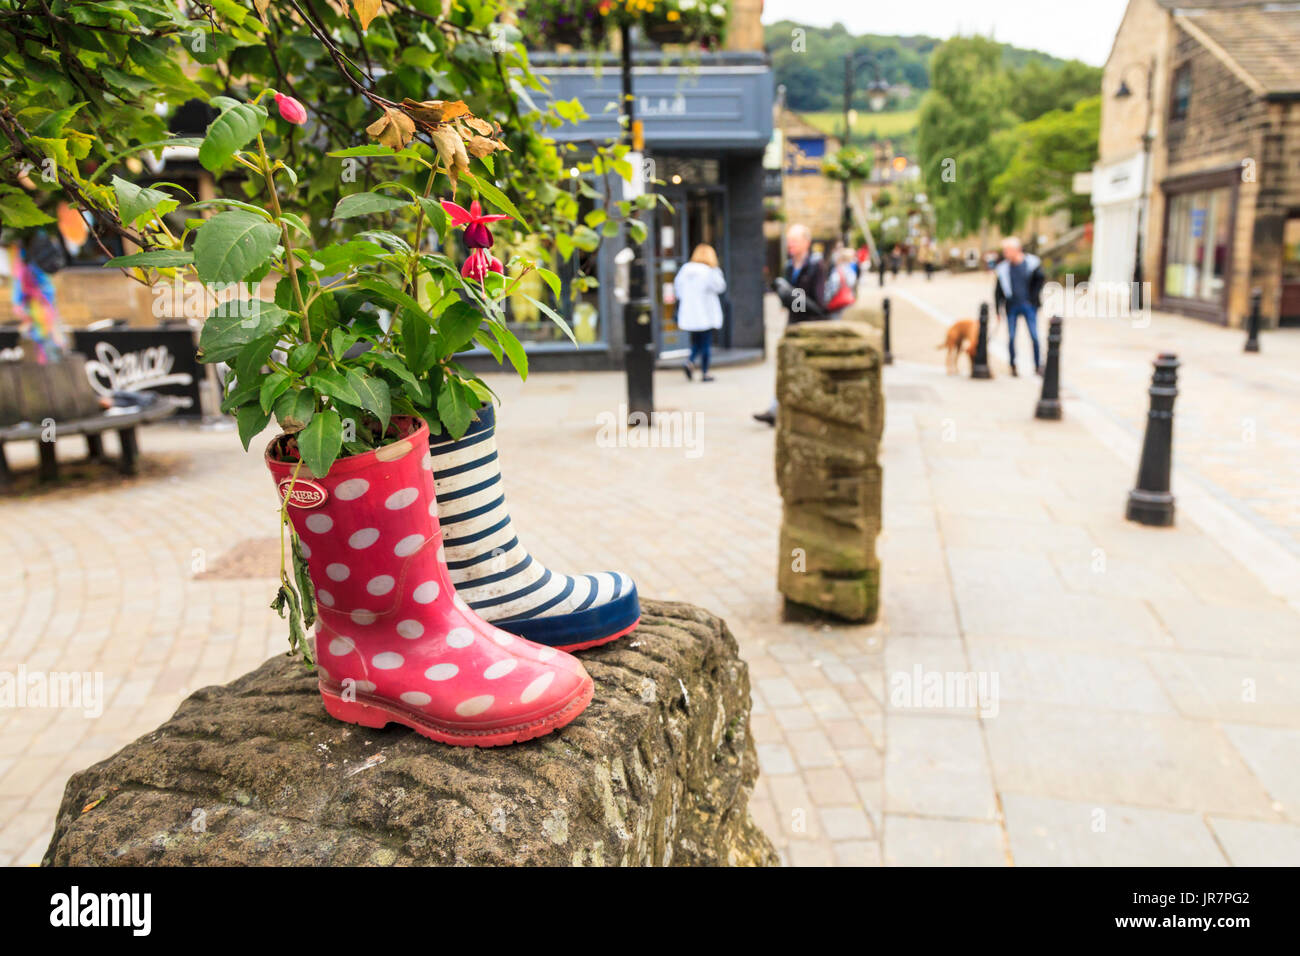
1092, 0, 1300, 328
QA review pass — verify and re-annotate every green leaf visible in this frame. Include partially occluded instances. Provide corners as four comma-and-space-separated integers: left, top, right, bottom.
199, 101, 268, 172
30, 102, 86, 138
327, 145, 424, 159
287, 342, 319, 372
436, 378, 473, 439
492, 321, 528, 379
401, 312, 435, 375
523, 294, 578, 347
236, 403, 272, 451
105, 249, 193, 269
364, 350, 420, 388
306, 367, 362, 407
197, 304, 288, 364
353, 276, 425, 318
235, 333, 279, 383
436, 301, 484, 358
461, 170, 527, 228
112, 175, 179, 226
330, 327, 358, 359
331, 192, 410, 220
416, 196, 449, 236
347, 371, 391, 435
297, 409, 343, 478
0, 189, 53, 227
188, 198, 274, 219
259, 369, 292, 413
193, 211, 281, 283
292, 534, 317, 631
274, 388, 316, 434
534, 267, 562, 298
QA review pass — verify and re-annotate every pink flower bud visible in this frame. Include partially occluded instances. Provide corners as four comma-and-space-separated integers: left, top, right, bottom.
275, 93, 308, 125
463, 220, 493, 249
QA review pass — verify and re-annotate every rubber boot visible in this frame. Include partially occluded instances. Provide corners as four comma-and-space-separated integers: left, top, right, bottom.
266, 417, 593, 747
429, 404, 640, 650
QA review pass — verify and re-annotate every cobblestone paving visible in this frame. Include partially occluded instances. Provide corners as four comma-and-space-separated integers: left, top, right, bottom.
1, 273, 1297, 866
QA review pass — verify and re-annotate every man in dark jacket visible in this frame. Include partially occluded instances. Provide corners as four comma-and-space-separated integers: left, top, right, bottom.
993, 236, 1046, 376
755, 224, 826, 424
777, 223, 827, 324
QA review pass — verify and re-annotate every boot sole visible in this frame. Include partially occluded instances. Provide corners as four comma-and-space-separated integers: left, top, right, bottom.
318, 676, 594, 747
553, 616, 641, 652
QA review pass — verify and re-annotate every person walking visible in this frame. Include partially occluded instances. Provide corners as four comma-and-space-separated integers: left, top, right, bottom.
674, 243, 726, 382
754, 223, 826, 425
823, 247, 858, 317
993, 236, 1046, 376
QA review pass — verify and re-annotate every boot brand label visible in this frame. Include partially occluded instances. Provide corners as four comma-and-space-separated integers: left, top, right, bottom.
278, 478, 329, 508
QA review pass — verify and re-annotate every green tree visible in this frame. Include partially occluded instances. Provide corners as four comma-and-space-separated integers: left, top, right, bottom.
1006, 59, 1102, 124
916, 35, 1018, 238
991, 95, 1100, 231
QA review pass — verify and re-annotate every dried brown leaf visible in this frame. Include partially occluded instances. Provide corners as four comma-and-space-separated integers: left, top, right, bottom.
365, 107, 415, 150
400, 98, 471, 126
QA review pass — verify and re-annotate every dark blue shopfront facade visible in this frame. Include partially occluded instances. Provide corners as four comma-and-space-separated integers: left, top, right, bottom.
468, 51, 774, 372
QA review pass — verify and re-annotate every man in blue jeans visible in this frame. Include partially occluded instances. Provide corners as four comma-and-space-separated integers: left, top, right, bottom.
993, 236, 1045, 376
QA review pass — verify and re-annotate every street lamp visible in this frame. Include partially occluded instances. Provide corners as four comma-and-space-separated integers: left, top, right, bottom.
1115, 57, 1155, 311
841, 49, 890, 245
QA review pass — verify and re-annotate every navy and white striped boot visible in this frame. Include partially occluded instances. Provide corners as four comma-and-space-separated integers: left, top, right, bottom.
428, 404, 640, 651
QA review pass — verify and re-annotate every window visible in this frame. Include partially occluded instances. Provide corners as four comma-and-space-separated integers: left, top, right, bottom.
1170, 64, 1191, 121
1164, 186, 1231, 304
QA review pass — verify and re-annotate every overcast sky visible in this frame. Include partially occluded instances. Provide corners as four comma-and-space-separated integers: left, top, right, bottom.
761, 0, 1131, 66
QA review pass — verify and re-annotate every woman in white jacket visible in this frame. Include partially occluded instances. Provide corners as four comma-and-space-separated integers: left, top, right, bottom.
672, 244, 727, 382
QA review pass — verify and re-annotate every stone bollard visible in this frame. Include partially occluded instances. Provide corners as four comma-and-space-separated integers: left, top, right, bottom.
1126, 353, 1179, 527
42, 600, 778, 867
882, 297, 894, 365
1035, 316, 1063, 420
775, 320, 884, 622
1244, 288, 1262, 353
971, 303, 993, 379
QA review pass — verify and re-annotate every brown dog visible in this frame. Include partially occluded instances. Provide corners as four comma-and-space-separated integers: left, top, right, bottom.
938, 319, 980, 375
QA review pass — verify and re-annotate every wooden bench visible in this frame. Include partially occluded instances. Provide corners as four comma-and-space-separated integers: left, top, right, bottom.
0, 394, 179, 486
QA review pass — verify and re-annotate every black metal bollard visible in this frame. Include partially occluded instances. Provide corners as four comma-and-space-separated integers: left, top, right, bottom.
882, 297, 894, 365
1035, 316, 1063, 420
1244, 288, 1262, 353
877, 255, 886, 288
623, 295, 655, 425
1126, 353, 1179, 527
971, 303, 992, 379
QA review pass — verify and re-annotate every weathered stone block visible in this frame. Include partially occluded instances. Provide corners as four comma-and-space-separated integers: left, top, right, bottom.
42, 601, 777, 867
775, 321, 883, 623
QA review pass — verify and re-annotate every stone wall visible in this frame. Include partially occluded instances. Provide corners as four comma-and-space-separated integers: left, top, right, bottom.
42, 600, 777, 867
775, 319, 884, 622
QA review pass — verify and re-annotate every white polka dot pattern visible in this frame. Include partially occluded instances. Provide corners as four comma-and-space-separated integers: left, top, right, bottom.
270, 419, 589, 738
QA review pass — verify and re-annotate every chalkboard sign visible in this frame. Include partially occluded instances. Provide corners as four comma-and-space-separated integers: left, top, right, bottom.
0, 326, 205, 416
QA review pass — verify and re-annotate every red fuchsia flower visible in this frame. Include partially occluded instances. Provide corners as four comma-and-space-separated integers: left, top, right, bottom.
275, 93, 308, 125
441, 199, 509, 249
461, 248, 504, 281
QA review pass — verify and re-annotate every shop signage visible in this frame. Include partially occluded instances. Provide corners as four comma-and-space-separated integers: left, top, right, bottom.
785, 137, 826, 176
70, 327, 203, 413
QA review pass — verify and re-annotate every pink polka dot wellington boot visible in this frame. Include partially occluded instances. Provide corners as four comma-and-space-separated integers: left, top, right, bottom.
266, 416, 594, 747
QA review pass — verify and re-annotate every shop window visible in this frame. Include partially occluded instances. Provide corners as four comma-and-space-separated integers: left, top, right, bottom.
1170, 65, 1191, 121
1164, 186, 1230, 304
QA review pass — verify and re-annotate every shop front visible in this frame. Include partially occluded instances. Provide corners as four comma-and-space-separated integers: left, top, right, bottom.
479, 50, 773, 372
1090, 152, 1147, 289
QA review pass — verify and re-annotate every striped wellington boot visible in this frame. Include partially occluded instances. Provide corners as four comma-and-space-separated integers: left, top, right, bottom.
266, 416, 594, 747
429, 404, 641, 651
